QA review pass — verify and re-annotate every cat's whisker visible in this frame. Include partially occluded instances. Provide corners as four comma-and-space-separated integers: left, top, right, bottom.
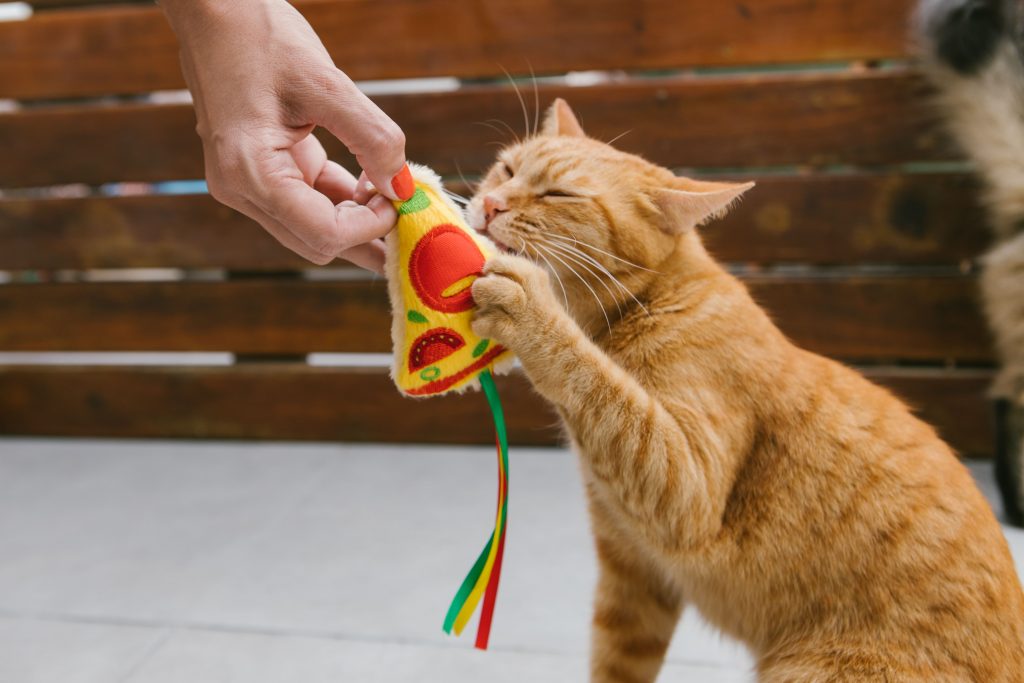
605, 129, 633, 146
514, 235, 528, 258
544, 240, 628, 306
486, 118, 520, 144
543, 238, 651, 318
443, 188, 469, 206
501, 66, 532, 140
525, 241, 571, 313
540, 239, 624, 319
546, 232, 660, 273
453, 161, 479, 195
536, 243, 613, 335
471, 120, 514, 145
529, 63, 540, 138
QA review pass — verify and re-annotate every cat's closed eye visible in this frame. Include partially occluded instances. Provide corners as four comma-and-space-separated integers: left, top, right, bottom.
500, 162, 514, 178
542, 189, 576, 199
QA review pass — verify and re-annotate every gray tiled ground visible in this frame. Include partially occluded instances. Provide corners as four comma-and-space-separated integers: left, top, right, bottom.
0, 439, 1020, 682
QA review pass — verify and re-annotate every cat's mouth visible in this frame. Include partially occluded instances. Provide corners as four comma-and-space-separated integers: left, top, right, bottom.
479, 227, 516, 254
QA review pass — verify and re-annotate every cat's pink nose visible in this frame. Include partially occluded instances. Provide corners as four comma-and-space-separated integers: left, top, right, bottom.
483, 195, 508, 224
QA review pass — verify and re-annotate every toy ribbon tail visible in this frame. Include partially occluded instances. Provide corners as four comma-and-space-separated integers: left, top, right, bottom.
441, 369, 509, 650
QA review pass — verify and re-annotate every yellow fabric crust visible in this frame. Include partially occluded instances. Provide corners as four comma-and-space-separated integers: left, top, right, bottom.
385, 165, 514, 397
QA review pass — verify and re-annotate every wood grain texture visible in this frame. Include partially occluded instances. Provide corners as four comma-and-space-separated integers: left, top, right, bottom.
706, 173, 989, 266
0, 365, 994, 457
748, 275, 991, 363
27, 0, 152, 9
0, 276, 992, 362
0, 70, 954, 189
0, 193, 308, 270
864, 368, 995, 459
0, 173, 990, 270
1, 0, 916, 101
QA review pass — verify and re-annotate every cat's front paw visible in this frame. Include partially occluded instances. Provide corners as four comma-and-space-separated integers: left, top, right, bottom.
471, 255, 559, 349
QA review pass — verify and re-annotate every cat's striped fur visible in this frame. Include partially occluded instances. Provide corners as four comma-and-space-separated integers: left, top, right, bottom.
467, 99, 1024, 681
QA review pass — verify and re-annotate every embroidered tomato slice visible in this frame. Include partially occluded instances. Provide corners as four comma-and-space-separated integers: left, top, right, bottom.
409, 224, 485, 313
408, 328, 466, 372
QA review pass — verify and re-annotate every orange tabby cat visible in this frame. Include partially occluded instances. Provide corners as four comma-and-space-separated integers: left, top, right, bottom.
467, 99, 1024, 682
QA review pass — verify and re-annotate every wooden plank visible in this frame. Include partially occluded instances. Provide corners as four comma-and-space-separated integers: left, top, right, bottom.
0, 276, 992, 361
707, 173, 989, 266
28, 1, 152, 8
0, 194, 308, 270
0, 70, 954, 189
749, 275, 991, 363
0, 173, 989, 270
865, 368, 995, 459
0, 365, 559, 446
1, 0, 917, 101
0, 280, 392, 354
0, 364, 994, 457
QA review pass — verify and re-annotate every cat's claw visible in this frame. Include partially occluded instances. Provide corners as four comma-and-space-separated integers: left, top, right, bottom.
471, 255, 556, 347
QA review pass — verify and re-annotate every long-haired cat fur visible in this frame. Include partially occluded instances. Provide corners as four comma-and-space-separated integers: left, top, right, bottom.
916, 0, 1024, 527
466, 99, 1024, 682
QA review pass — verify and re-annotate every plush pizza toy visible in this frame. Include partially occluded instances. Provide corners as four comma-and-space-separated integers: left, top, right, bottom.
384, 164, 513, 650
385, 164, 514, 396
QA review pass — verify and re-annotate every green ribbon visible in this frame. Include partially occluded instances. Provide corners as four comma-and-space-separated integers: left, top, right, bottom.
442, 368, 510, 636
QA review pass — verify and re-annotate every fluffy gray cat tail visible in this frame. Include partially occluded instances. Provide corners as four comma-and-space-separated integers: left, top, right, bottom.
916, 0, 1024, 525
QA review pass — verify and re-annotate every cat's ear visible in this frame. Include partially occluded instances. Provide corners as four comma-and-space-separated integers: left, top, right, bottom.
541, 98, 586, 138
653, 178, 755, 232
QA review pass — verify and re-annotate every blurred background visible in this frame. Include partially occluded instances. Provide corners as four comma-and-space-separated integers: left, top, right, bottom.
0, 1, 1019, 681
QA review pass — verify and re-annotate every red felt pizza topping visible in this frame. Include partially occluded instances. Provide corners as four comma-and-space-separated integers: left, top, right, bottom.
409, 328, 466, 372
409, 224, 485, 313
407, 344, 507, 396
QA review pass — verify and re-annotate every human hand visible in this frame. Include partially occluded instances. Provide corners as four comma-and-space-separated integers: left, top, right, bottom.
160, 0, 414, 272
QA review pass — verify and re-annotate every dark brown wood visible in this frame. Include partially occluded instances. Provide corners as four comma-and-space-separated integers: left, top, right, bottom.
749, 275, 992, 363
0, 194, 307, 270
0, 280, 391, 354
27, 1, 152, 9
1, 0, 917, 101
0, 275, 993, 361
0, 70, 955, 189
0, 365, 561, 446
706, 173, 990, 266
0, 364, 994, 457
865, 368, 995, 459
0, 173, 990, 271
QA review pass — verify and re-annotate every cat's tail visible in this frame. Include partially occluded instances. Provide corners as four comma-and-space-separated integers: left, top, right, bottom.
916, 0, 1024, 239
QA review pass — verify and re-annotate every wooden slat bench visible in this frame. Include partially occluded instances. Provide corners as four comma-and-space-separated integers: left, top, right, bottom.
0, 0, 997, 456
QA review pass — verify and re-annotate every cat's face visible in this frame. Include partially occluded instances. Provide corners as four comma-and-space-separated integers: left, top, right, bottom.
466, 99, 752, 311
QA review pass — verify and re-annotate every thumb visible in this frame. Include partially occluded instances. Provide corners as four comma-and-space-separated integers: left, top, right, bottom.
315, 71, 411, 201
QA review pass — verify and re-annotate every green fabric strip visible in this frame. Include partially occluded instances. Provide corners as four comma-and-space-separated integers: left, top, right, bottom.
479, 370, 507, 461
441, 369, 509, 638
442, 531, 494, 634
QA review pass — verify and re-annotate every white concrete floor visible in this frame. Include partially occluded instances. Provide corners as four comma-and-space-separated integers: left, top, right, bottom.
0, 440, 1020, 683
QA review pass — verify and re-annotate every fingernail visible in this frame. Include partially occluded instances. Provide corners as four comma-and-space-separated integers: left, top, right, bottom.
391, 163, 415, 201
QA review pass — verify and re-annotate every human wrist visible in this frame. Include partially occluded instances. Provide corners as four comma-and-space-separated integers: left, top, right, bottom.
160, 0, 264, 39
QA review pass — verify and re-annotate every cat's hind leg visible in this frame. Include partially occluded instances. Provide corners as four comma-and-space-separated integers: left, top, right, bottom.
588, 516, 683, 683
758, 646, 934, 683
